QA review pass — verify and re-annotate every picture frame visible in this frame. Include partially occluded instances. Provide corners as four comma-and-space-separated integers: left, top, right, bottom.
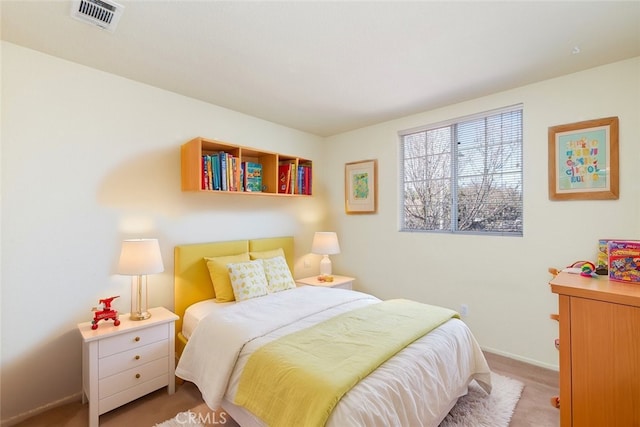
345, 159, 377, 214
548, 116, 619, 201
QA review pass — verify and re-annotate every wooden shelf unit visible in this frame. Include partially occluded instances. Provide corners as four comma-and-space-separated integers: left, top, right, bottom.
181, 137, 312, 196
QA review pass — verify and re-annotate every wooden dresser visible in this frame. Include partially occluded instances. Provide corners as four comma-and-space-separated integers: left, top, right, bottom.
550, 272, 640, 426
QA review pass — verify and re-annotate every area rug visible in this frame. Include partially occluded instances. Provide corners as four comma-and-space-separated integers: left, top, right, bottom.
439, 372, 524, 427
155, 372, 523, 427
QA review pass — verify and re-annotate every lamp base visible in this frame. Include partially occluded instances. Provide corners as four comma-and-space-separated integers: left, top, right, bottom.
319, 255, 332, 276
130, 311, 151, 321
131, 275, 151, 321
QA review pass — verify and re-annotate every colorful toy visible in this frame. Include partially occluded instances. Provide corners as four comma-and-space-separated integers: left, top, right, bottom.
580, 262, 596, 277
91, 296, 121, 330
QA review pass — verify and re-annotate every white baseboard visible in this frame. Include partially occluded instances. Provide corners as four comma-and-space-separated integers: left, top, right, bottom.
481, 345, 559, 372
1, 392, 83, 426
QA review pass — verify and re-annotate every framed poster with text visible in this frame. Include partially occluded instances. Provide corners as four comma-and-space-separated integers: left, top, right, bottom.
548, 116, 619, 200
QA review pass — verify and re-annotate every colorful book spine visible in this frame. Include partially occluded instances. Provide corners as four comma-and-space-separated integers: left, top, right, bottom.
608, 240, 640, 283
230, 155, 239, 192
211, 154, 220, 190
202, 156, 208, 190
298, 165, 304, 194
239, 162, 245, 191
219, 151, 227, 191
304, 165, 311, 195
207, 155, 214, 190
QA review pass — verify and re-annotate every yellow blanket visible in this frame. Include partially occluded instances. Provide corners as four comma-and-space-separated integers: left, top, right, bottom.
234, 299, 459, 427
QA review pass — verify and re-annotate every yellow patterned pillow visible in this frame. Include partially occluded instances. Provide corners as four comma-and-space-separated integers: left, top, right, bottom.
262, 256, 296, 293
204, 253, 250, 302
227, 260, 269, 301
249, 248, 285, 261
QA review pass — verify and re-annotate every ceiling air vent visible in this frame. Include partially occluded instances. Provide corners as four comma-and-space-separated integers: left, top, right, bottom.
71, 0, 124, 32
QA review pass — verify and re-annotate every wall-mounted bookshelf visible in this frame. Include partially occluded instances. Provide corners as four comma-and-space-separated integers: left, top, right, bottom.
181, 137, 312, 196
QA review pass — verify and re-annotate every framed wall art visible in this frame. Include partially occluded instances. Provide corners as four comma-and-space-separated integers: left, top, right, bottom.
345, 159, 377, 214
548, 116, 619, 200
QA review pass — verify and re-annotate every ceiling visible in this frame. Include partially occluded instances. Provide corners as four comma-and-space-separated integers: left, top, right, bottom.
2, 1, 639, 137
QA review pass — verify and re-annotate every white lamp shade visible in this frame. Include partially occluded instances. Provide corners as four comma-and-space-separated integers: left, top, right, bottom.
117, 239, 164, 275
311, 232, 341, 255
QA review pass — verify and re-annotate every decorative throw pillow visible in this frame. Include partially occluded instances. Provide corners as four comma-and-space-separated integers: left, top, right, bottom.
262, 256, 297, 293
249, 247, 285, 261
227, 260, 269, 301
204, 253, 250, 302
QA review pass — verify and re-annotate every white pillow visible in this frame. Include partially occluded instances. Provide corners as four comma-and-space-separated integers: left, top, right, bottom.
227, 260, 269, 301
262, 256, 296, 293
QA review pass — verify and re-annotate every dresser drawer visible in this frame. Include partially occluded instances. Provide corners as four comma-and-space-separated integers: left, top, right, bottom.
99, 340, 168, 379
98, 323, 168, 358
99, 356, 168, 398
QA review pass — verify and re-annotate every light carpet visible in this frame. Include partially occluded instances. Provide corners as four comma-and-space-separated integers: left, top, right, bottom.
155, 372, 523, 427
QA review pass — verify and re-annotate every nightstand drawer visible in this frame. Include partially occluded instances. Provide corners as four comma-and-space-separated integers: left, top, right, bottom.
98, 323, 168, 358
99, 356, 168, 398
99, 373, 169, 415
99, 340, 168, 379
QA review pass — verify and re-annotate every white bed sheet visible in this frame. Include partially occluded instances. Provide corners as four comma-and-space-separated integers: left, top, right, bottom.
176, 286, 491, 427
182, 299, 230, 340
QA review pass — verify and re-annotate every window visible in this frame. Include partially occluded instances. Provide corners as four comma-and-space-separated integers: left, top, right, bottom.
399, 105, 523, 236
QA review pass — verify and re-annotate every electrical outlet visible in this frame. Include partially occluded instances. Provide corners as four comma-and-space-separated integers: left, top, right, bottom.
303, 257, 310, 268
460, 304, 469, 317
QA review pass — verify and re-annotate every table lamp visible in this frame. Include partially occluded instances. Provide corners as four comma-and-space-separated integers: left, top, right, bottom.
311, 232, 341, 276
117, 238, 164, 320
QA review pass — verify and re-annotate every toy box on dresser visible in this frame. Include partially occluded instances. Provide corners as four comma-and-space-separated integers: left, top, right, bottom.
607, 240, 640, 283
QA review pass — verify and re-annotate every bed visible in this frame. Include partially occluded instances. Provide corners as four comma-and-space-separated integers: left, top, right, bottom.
174, 237, 492, 427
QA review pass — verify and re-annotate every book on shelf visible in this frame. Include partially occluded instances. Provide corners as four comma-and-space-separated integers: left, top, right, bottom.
201, 156, 208, 190
294, 164, 312, 195
303, 164, 312, 195
201, 154, 223, 191
278, 162, 292, 194
228, 154, 237, 192
243, 162, 263, 192
297, 165, 304, 195
207, 156, 214, 190
211, 154, 220, 190
219, 151, 228, 191
202, 155, 216, 190
608, 240, 640, 283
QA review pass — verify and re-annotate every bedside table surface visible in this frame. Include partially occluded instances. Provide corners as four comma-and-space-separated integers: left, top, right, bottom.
296, 275, 355, 287
78, 306, 179, 342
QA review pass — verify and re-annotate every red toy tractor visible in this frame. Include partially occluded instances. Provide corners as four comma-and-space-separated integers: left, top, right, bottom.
91, 296, 121, 330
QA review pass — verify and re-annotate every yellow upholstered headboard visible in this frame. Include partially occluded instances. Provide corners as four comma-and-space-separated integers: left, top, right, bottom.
174, 236, 294, 357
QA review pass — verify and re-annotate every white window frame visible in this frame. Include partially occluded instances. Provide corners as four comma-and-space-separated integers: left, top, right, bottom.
399, 104, 523, 236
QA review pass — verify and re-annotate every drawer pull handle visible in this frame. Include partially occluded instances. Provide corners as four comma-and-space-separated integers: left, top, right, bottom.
134, 336, 141, 342
135, 355, 141, 360
135, 373, 141, 379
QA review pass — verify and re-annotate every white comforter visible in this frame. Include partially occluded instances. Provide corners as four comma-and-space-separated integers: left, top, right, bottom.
176, 286, 491, 427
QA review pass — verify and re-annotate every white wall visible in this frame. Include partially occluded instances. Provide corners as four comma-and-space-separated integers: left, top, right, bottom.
0, 42, 327, 424
325, 57, 640, 369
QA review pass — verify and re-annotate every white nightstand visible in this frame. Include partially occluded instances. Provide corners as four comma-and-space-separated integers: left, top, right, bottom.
296, 275, 355, 290
77, 306, 179, 427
